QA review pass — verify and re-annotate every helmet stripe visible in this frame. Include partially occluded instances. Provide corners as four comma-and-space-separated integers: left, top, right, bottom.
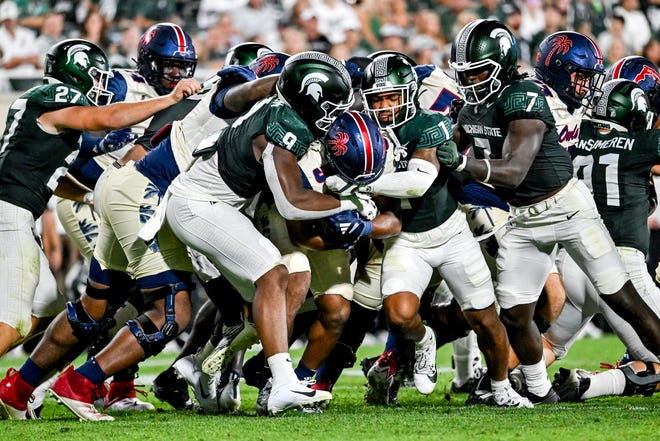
584, 34, 602, 61
168, 23, 188, 53
349, 111, 374, 174
611, 59, 624, 79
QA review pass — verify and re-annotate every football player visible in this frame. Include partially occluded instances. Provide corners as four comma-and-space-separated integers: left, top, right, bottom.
544, 80, 660, 383
347, 53, 531, 408
437, 19, 660, 404
162, 51, 368, 415
50, 21, 199, 414
0, 38, 199, 420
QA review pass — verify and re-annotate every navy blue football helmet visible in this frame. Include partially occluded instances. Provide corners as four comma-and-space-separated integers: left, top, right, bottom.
322, 111, 387, 185
248, 52, 289, 78
535, 31, 604, 109
606, 56, 660, 118
137, 23, 197, 95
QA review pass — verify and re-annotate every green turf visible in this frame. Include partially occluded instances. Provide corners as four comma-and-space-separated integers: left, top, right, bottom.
0, 334, 657, 441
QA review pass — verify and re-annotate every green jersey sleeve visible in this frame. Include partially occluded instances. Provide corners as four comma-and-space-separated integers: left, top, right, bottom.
265, 104, 316, 159
27, 83, 90, 111
397, 110, 453, 150
496, 80, 555, 130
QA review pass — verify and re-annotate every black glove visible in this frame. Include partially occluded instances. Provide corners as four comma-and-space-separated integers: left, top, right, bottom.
449, 98, 465, 124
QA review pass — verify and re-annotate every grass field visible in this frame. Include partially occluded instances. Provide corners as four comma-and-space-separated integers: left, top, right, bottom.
0, 333, 657, 441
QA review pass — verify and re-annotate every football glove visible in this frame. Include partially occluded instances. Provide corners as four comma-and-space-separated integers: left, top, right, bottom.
321, 210, 373, 249
93, 128, 137, 155
436, 140, 463, 170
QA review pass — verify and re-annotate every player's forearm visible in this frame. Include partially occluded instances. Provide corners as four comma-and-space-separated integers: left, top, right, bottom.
224, 76, 277, 114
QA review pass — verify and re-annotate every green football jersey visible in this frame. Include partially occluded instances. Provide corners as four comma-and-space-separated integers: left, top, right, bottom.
458, 79, 573, 205
0, 84, 89, 218
215, 96, 316, 199
392, 109, 457, 233
573, 122, 660, 254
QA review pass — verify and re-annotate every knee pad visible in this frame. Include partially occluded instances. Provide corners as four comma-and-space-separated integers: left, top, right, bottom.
127, 314, 178, 359
66, 300, 114, 343
127, 287, 182, 358
621, 362, 659, 397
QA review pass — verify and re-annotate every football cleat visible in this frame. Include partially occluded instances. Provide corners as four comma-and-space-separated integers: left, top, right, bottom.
0, 368, 32, 420
202, 320, 259, 375
173, 350, 219, 414
49, 366, 114, 421
216, 370, 241, 414
552, 367, 592, 402
266, 381, 332, 416
27, 374, 58, 419
364, 349, 398, 406
103, 379, 155, 411
152, 366, 194, 410
525, 387, 560, 404
413, 326, 437, 395
255, 378, 272, 416
492, 384, 534, 408
451, 364, 488, 394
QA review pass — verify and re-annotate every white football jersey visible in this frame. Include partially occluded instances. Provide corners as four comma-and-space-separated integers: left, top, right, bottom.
416, 67, 461, 116
529, 77, 586, 150
92, 69, 161, 169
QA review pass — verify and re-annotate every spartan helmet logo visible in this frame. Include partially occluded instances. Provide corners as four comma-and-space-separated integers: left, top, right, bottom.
299, 72, 329, 102
67, 44, 91, 70
631, 88, 648, 112
490, 28, 512, 59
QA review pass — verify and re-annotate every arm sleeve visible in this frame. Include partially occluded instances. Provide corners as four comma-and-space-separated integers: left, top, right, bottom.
262, 143, 355, 220
360, 158, 437, 198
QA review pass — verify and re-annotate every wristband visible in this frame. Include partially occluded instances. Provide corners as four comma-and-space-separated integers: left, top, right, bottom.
455, 154, 467, 172
483, 159, 491, 183
83, 192, 94, 205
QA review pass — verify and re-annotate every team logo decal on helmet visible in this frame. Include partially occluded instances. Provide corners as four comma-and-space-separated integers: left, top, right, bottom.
250, 53, 287, 77
542, 35, 572, 67
68, 45, 91, 70
492, 28, 513, 59
300, 72, 329, 101
631, 65, 660, 85
327, 131, 349, 156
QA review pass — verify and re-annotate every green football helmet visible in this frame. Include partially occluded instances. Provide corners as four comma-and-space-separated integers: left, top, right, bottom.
276, 51, 354, 136
43, 38, 113, 105
592, 79, 654, 132
360, 53, 418, 129
450, 19, 518, 105
224, 42, 272, 66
